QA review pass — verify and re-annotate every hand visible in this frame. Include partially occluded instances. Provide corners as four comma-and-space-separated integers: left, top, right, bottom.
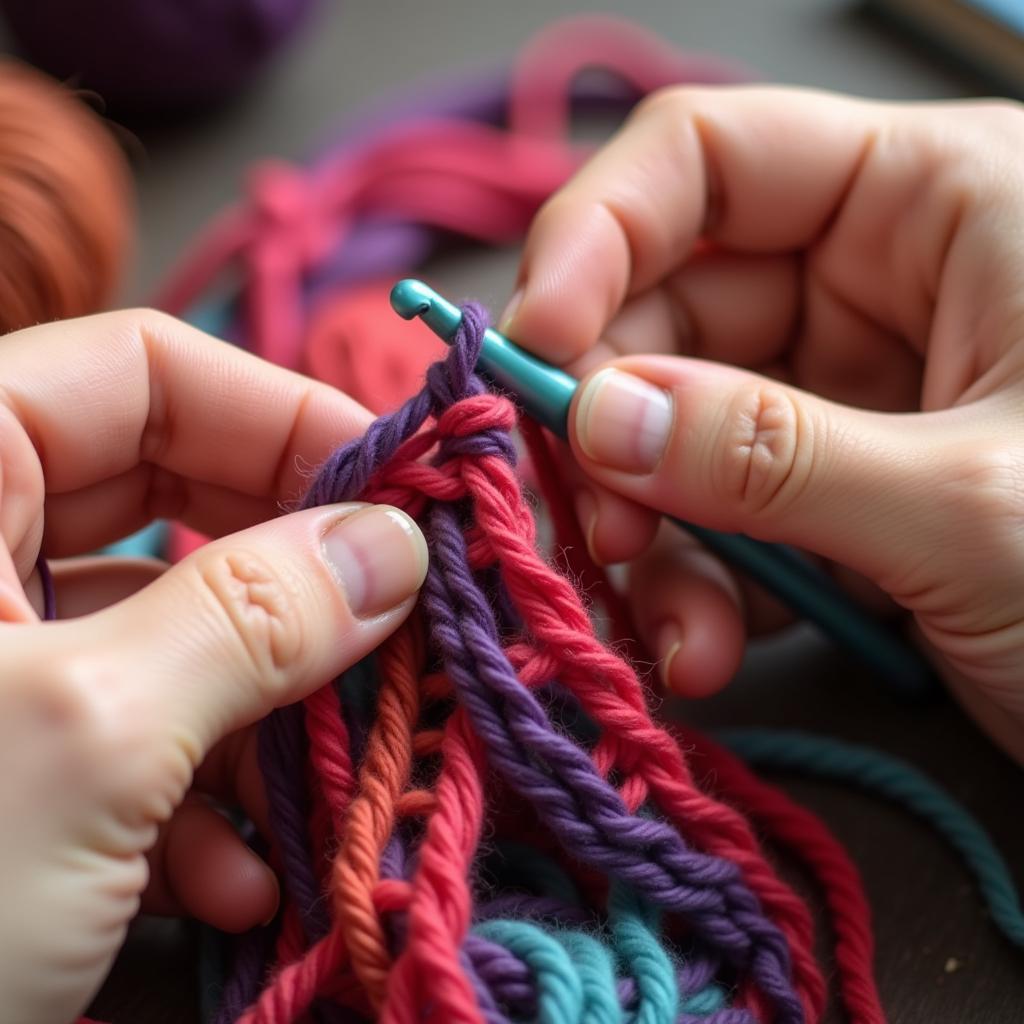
0, 311, 428, 1024
503, 85, 1024, 762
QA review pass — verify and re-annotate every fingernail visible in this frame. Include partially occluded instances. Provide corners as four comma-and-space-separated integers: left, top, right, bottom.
499, 287, 524, 334
573, 489, 601, 565
656, 621, 682, 690
322, 506, 428, 618
575, 369, 673, 473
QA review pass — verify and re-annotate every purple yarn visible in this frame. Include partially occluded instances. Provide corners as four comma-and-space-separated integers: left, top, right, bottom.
422, 503, 799, 1018
0, 0, 318, 115
465, 934, 535, 1018
298, 306, 804, 1021
214, 924, 274, 1024
300, 303, 506, 509
257, 700, 327, 941
476, 894, 594, 927
305, 220, 437, 304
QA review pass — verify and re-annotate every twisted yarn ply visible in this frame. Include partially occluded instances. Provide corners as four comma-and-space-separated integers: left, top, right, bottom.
235, 305, 830, 1023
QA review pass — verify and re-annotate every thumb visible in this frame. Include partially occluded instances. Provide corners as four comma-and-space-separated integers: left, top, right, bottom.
569, 356, 948, 586
77, 502, 427, 761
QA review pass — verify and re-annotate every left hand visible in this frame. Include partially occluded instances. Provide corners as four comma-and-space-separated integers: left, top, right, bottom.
0, 310, 428, 1024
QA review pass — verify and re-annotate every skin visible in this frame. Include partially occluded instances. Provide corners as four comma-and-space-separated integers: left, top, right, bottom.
0, 311, 429, 1024
502, 85, 1024, 764
5, 84, 1024, 1023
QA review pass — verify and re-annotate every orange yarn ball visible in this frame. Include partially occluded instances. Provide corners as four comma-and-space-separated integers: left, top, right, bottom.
0, 60, 133, 334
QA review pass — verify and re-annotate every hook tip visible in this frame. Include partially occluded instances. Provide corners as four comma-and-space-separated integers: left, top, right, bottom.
389, 278, 435, 321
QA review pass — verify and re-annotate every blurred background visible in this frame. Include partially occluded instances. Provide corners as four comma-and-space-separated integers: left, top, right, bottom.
0, 0, 1014, 301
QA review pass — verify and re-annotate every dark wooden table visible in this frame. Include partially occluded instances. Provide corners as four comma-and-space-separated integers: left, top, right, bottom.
15, 1, 1019, 1021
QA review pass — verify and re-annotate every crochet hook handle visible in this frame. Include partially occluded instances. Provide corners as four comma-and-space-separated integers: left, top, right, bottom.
390, 278, 935, 699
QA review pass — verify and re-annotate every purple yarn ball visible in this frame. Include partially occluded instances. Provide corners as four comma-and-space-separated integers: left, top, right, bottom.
0, 0, 318, 115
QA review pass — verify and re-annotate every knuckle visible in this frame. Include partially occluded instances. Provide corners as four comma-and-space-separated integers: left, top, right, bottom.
964, 98, 1024, 137
944, 446, 1024, 542
194, 547, 309, 683
713, 384, 812, 517
20, 655, 139, 765
633, 84, 702, 123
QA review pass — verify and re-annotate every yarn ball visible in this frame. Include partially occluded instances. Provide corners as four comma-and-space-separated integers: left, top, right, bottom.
0, 60, 132, 334
0, 0, 319, 116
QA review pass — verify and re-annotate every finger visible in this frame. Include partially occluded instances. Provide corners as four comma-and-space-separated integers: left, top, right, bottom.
193, 726, 270, 839
0, 309, 373, 572
0, 541, 35, 622
566, 255, 923, 417
627, 526, 746, 697
503, 86, 1024, 389
41, 466, 277, 557
503, 85, 889, 363
568, 354, 960, 588
596, 253, 800, 372
34, 502, 427, 845
143, 795, 277, 932
44, 556, 166, 618
548, 441, 657, 566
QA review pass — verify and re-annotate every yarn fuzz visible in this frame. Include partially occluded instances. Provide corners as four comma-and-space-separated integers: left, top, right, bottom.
233, 303, 830, 1024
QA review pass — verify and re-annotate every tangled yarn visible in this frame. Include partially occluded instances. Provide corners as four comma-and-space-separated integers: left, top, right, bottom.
220, 305, 841, 1024
73, 16, 1022, 1022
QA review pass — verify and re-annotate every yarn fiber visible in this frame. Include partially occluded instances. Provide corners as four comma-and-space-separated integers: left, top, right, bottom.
0, 60, 132, 333
234, 305, 828, 1023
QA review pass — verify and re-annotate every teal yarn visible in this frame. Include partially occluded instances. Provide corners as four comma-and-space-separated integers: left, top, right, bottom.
100, 519, 167, 559
608, 885, 679, 1024
556, 931, 621, 1024
476, 919, 586, 1023
717, 728, 1024, 949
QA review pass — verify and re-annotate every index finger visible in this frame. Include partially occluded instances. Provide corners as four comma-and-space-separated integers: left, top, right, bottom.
0, 309, 372, 568
501, 85, 887, 364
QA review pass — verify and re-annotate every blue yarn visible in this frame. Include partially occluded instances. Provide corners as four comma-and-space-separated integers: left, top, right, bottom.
608, 885, 678, 1024
476, 919, 585, 1023
99, 519, 167, 559
556, 931, 620, 1024
717, 728, 1024, 949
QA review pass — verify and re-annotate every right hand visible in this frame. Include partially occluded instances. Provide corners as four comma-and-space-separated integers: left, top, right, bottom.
502, 85, 1024, 762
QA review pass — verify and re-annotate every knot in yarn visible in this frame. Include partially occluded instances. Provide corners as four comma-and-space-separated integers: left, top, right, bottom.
435, 395, 518, 463
303, 300, 497, 509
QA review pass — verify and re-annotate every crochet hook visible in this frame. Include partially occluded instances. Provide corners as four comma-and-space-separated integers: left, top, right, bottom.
389, 278, 934, 699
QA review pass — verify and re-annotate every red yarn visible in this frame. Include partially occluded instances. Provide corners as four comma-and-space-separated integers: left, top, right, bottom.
523, 418, 884, 1023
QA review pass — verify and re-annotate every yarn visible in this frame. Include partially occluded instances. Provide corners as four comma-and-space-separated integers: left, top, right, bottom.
229, 304, 831, 1024
718, 729, 1024, 950
0, 0, 318, 117
75, 15, 1020, 1023
0, 60, 131, 334
154, 16, 748, 369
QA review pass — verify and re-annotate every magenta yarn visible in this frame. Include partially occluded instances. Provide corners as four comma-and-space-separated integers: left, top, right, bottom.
0, 0, 318, 115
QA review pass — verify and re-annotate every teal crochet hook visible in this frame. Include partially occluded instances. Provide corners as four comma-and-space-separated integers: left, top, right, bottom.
390, 278, 935, 699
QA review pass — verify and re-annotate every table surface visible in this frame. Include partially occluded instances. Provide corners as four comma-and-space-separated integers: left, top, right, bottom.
6, 1, 1021, 1022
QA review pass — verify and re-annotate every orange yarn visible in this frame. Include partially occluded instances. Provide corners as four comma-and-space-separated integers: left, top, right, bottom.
0, 60, 132, 334
334, 622, 422, 1007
